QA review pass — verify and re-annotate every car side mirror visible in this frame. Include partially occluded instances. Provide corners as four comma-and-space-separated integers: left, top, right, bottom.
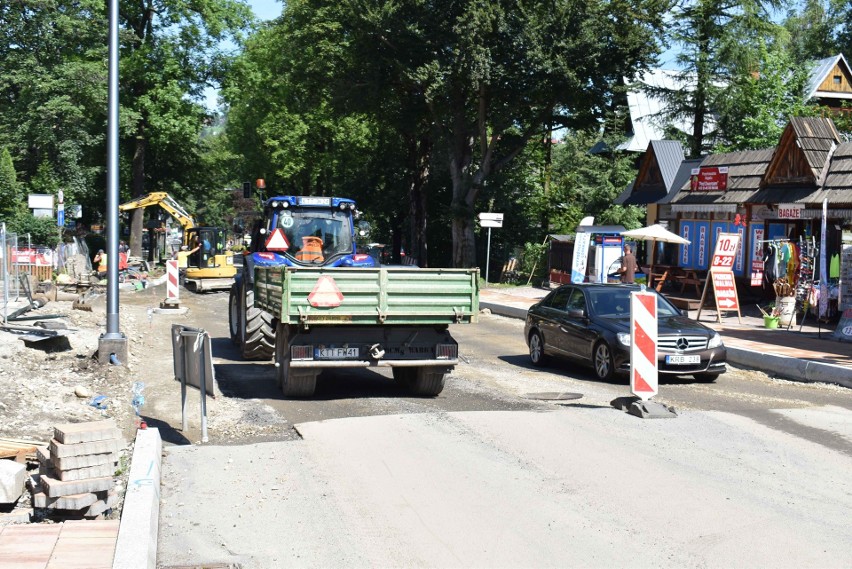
567, 308, 586, 319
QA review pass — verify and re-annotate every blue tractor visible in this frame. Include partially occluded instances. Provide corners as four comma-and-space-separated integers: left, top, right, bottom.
229, 196, 377, 359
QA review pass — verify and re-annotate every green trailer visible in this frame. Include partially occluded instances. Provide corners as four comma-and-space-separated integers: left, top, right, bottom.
252, 266, 479, 397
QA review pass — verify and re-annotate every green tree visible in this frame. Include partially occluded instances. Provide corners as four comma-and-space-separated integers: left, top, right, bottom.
784, 0, 841, 62
8, 213, 61, 248
715, 42, 816, 151
0, 147, 21, 220
547, 132, 644, 234
119, 0, 254, 256
0, 0, 107, 215
228, 0, 667, 268
649, 0, 789, 158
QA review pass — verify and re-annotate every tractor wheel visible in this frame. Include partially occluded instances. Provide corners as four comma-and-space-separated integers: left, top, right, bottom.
241, 286, 275, 361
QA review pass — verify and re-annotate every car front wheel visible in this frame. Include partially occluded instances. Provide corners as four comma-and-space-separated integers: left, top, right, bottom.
529, 331, 548, 366
593, 341, 615, 381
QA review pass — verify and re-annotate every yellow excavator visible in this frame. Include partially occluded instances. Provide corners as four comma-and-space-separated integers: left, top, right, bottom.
119, 192, 236, 292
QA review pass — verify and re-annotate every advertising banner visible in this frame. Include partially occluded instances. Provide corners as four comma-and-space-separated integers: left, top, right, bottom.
690, 167, 729, 191
571, 231, 592, 283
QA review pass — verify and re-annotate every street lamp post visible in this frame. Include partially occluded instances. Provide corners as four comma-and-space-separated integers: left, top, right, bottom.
98, 0, 128, 365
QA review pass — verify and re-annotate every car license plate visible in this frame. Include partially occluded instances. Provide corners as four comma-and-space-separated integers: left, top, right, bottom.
315, 347, 359, 360
666, 355, 700, 364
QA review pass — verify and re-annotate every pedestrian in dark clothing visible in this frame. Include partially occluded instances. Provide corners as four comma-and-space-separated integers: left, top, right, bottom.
620, 244, 637, 284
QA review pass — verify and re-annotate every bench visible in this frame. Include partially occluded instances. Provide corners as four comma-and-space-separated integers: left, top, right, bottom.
675, 275, 703, 297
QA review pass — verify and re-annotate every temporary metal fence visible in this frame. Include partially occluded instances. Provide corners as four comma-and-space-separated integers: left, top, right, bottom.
1, 224, 22, 322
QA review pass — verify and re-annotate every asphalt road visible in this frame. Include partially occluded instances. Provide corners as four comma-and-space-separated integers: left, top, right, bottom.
156, 292, 852, 569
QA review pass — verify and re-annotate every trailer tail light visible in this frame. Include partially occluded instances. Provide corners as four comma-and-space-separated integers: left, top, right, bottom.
436, 344, 457, 359
291, 345, 313, 360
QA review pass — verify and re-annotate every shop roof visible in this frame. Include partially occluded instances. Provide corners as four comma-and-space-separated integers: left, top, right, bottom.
804, 141, 852, 204
670, 148, 773, 206
616, 140, 686, 205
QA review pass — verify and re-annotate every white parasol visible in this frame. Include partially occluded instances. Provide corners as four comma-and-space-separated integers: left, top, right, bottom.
621, 224, 691, 280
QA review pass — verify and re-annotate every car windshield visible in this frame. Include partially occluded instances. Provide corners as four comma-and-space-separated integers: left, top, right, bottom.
587, 288, 681, 318
277, 207, 354, 262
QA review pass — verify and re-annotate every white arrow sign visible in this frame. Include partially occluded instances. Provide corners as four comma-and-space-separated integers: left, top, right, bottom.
718, 298, 737, 308
478, 212, 504, 228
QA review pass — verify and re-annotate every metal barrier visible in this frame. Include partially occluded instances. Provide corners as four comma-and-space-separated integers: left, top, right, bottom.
0, 224, 22, 322
171, 324, 215, 443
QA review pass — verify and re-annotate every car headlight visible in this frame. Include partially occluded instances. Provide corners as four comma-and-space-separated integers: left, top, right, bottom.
708, 332, 723, 349
617, 332, 631, 347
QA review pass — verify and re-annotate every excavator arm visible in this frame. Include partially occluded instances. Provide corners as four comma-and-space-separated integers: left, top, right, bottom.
118, 192, 196, 229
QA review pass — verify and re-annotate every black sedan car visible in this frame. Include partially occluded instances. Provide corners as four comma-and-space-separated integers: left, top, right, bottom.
524, 283, 726, 382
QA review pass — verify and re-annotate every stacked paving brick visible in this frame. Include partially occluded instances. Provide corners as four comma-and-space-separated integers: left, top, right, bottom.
31, 419, 124, 519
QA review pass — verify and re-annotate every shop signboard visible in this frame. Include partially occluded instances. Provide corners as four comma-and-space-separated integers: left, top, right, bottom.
777, 203, 804, 219
710, 232, 741, 272
690, 167, 728, 191
711, 271, 739, 311
679, 222, 694, 268
696, 222, 709, 269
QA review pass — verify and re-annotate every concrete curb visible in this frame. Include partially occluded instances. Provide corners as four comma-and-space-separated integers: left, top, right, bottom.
480, 301, 529, 321
726, 346, 852, 389
113, 428, 162, 569
481, 301, 852, 389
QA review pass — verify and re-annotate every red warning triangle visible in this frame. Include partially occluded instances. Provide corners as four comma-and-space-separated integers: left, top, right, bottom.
633, 371, 654, 393
307, 276, 344, 307
265, 228, 290, 251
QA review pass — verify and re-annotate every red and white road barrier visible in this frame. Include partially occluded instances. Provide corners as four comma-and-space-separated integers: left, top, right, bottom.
630, 291, 658, 400
166, 259, 179, 301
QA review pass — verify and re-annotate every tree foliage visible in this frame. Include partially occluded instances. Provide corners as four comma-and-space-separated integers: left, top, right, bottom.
226, 0, 668, 268
715, 42, 817, 151
0, 0, 107, 215
118, 0, 254, 255
649, 0, 789, 157
0, 147, 21, 220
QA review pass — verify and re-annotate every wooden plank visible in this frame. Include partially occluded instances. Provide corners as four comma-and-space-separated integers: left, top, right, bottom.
0, 437, 44, 459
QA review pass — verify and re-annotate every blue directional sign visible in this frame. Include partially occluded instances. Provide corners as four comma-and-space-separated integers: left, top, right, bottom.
57, 209, 65, 227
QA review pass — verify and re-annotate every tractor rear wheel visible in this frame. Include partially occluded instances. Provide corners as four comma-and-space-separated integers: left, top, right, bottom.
241, 285, 275, 360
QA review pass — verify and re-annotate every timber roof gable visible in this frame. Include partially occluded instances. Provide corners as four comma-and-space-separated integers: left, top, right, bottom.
807, 54, 852, 105
761, 117, 839, 189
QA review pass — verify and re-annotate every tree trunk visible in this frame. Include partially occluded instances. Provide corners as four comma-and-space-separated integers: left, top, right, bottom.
449, 158, 477, 268
408, 135, 431, 267
130, 131, 146, 258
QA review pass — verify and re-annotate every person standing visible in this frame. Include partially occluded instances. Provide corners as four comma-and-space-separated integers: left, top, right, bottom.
93, 249, 108, 279
620, 243, 637, 284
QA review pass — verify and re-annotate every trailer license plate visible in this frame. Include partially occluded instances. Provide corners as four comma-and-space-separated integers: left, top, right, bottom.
315, 347, 359, 360
666, 355, 700, 364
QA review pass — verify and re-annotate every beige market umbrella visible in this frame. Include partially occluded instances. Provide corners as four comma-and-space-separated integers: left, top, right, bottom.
621, 224, 691, 280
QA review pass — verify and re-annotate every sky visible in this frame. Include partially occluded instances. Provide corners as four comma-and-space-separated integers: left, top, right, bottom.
204, 0, 281, 109
250, 0, 281, 22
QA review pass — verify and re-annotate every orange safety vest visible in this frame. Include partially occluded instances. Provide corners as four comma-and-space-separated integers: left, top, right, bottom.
296, 236, 324, 262
97, 253, 108, 272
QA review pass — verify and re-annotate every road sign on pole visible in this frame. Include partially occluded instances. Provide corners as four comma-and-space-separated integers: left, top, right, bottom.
478, 212, 504, 228
479, 213, 504, 286
630, 290, 658, 400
